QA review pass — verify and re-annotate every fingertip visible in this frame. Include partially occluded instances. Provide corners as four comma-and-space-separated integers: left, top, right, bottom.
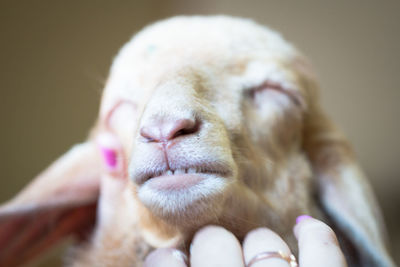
191, 225, 244, 267
293, 216, 337, 243
243, 227, 284, 249
293, 214, 314, 239
293, 217, 346, 267
296, 214, 312, 224
191, 225, 240, 255
192, 225, 235, 244
190, 225, 228, 257
144, 248, 187, 267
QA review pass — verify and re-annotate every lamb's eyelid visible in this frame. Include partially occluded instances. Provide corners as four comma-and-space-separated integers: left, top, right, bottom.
243, 79, 305, 108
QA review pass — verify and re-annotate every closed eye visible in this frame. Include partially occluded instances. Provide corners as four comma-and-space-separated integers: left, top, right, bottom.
245, 81, 303, 108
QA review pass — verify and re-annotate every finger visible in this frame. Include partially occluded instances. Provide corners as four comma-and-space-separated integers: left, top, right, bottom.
190, 225, 244, 267
96, 132, 127, 227
294, 215, 347, 267
243, 228, 293, 267
144, 248, 187, 267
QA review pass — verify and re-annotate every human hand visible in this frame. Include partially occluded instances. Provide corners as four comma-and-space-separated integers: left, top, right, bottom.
144, 216, 347, 267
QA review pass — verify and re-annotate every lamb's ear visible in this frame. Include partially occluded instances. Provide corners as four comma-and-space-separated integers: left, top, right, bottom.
303, 100, 395, 266
0, 141, 101, 266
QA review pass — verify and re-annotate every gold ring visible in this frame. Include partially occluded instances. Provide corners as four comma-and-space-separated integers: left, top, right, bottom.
246, 250, 298, 267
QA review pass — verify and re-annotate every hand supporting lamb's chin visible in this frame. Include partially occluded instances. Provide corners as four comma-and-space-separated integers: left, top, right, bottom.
137, 173, 230, 226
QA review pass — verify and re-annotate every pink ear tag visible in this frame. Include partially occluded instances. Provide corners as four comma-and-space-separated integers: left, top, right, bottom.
97, 133, 121, 172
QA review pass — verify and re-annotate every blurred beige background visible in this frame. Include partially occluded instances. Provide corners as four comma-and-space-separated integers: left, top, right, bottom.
0, 0, 399, 265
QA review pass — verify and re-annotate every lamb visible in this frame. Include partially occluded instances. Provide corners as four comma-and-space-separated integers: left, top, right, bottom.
0, 15, 395, 266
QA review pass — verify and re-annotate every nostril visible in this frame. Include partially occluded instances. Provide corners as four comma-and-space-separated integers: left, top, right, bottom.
140, 118, 199, 142
170, 118, 198, 139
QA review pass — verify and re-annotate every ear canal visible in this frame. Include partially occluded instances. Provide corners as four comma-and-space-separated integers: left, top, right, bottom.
0, 141, 101, 266
303, 103, 395, 267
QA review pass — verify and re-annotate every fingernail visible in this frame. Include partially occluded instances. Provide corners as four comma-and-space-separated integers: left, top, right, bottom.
101, 147, 117, 169
97, 133, 120, 171
172, 250, 188, 264
296, 215, 312, 224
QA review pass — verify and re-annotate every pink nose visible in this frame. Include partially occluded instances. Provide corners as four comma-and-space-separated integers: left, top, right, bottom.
140, 118, 198, 142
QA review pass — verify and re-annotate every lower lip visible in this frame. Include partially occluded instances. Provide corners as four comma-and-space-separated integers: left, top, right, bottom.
144, 174, 206, 191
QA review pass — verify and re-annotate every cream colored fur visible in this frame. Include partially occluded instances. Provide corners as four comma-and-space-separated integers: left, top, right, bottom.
0, 16, 395, 267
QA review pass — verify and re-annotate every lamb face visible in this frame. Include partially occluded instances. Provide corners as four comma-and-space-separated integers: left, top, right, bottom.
0, 16, 394, 267
101, 16, 310, 228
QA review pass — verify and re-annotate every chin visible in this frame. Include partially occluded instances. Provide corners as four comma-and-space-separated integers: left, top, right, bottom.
137, 173, 230, 226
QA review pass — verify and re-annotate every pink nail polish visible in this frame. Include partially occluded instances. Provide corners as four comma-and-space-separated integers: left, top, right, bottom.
296, 215, 312, 224
101, 147, 117, 169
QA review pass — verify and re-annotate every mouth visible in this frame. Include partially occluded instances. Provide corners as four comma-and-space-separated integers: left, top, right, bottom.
135, 164, 232, 190
133, 161, 233, 220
